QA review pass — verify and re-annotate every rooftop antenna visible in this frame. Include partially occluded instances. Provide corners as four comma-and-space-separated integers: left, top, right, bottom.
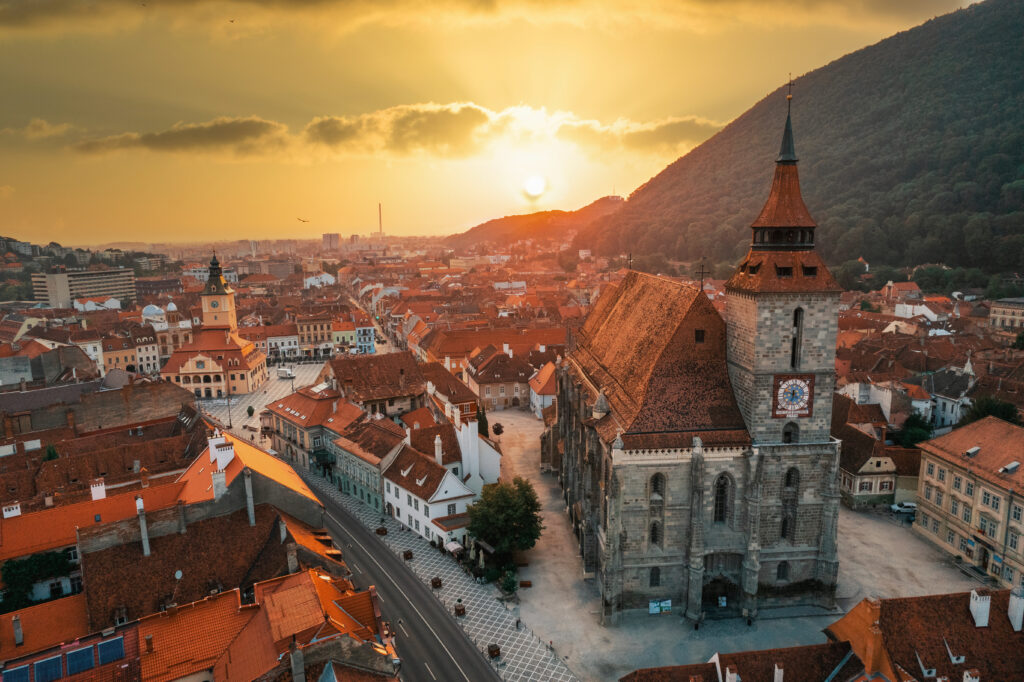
626, 253, 633, 270
378, 202, 383, 238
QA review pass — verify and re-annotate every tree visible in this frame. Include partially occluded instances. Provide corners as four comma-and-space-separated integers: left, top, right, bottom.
247, 405, 255, 417
43, 445, 59, 461
477, 404, 489, 438
500, 569, 519, 594
958, 397, 1021, 427
492, 423, 504, 437
894, 412, 933, 447
467, 477, 544, 559
1013, 331, 1024, 350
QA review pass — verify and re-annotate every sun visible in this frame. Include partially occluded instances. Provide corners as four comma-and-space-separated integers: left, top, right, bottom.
522, 174, 547, 199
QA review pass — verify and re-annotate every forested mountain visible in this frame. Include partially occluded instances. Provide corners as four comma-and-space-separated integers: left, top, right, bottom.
446, 196, 623, 251
575, 0, 1024, 273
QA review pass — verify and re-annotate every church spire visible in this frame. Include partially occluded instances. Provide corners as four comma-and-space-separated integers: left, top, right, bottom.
777, 76, 797, 163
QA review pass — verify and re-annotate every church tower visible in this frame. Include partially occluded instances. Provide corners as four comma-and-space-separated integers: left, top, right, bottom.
725, 95, 841, 445
200, 254, 238, 331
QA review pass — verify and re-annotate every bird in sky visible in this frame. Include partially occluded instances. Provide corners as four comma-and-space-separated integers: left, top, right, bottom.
297, 218, 310, 223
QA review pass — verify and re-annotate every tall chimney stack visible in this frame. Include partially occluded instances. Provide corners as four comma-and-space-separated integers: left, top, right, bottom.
137, 496, 151, 557
11, 615, 23, 646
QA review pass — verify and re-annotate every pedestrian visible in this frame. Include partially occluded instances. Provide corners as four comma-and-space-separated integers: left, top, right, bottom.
515, 618, 520, 630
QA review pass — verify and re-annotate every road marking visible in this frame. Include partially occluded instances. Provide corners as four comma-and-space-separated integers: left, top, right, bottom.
350, 562, 362, 574
424, 662, 437, 680
400, 622, 410, 637
325, 511, 476, 682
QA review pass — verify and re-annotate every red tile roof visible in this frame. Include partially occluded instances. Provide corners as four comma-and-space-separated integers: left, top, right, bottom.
0, 594, 91, 658
918, 416, 1024, 490
529, 361, 557, 396
265, 386, 363, 432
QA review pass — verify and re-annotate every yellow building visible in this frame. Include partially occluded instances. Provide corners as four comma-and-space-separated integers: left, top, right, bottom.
160, 255, 268, 397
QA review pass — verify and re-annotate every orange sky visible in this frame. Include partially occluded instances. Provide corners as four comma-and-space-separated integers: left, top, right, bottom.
0, 0, 965, 246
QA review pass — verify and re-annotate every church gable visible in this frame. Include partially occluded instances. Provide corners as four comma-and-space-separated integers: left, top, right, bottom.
570, 271, 749, 448
628, 293, 749, 446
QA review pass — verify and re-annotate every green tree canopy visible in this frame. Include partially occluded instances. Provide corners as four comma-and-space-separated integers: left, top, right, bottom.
467, 477, 544, 558
894, 412, 933, 447
958, 397, 1021, 427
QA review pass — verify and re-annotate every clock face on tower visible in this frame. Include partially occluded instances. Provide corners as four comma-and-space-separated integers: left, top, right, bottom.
772, 374, 815, 419
210, 300, 219, 308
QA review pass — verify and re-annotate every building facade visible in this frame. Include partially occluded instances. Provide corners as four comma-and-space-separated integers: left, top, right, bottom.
548, 104, 842, 623
915, 417, 1024, 588
32, 269, 136, 309
160, 255, 269, 397
990, 297, 1024, 330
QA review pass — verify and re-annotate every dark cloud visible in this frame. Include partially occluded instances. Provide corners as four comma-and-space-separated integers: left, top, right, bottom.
304, 103, 492, 157
556, 115, 722, 152
74, 116, 287, 155
0, 0, 967, 32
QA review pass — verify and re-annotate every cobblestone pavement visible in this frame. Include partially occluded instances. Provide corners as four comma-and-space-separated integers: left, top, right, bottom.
198, 362, 325, 436
300, 471, 580, 682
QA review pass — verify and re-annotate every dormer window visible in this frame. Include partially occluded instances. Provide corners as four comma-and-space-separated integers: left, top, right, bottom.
748, 264, 760, 275
775, 266, 793, 278
802, 266, 818, 277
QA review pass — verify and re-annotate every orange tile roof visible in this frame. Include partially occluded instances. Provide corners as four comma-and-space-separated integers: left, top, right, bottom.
138, 590, 257, 682
176, 431, 321, 506
529, 361, 557, 395
265, 387, 363, 432
0, 593, 91, 658
919, 416, 1024, 490
0, 482, 184, 561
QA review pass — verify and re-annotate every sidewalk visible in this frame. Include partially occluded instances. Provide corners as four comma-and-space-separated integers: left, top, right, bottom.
300, 471, 580, 682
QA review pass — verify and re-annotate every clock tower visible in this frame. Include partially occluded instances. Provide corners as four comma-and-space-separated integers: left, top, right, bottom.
200, 254, 238, 331
724, 97, 841, 445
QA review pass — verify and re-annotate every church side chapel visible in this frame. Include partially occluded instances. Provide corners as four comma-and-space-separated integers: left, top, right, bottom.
549, 94, 842, 625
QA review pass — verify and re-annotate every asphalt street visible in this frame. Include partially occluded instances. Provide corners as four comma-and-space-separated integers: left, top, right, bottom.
322, 496, 501, 682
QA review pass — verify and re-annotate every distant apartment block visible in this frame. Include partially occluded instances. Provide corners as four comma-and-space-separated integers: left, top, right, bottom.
31, 268, 136, 309
322, 233, 341, 250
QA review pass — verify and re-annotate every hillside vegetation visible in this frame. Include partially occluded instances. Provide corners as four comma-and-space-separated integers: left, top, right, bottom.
575, 0, 1024, 273
446, 196, 623, 251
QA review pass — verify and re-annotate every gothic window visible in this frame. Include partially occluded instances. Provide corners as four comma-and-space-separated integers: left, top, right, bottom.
649, 473, 666, 502
791, 307, 804, 369
784, 468, 800, 490
650, 567, 660, 587
777, 561, 789, 581
649, 521, 662, 547
783, 422, 799, 444
781, 515, 794, 542
713, 474, 731, 524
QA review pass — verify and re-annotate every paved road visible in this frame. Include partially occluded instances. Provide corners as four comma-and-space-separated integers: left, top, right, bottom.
322, 496, 501, 682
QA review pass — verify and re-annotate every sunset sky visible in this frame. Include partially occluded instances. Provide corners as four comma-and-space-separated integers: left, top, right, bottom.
0, 0, 965, 246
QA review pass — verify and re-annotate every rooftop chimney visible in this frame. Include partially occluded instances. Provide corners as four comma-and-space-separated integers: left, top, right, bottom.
145, 634, 154, 654
434, 434, 443, 466
137, 496, 150, 557
1009, 586, 1024, 632
287, 542, 298, 573
211, 469, 227, 500
404, 427, 411, 446
963, 671, 980, 682
970, 589, 990, 627
90, 478, 106, 501
244, 468, 255, 527
724, 665, 739, 682
11, 615, 23, 646
774, 663, 784, 682
289, 641, 306, 682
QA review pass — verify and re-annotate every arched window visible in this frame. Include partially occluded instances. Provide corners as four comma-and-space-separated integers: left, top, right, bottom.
650, 473, 666, 501
650, 567, 661, 587
713, 474, 731, 524
784, 468, 801, 490
777, 561, 789, 581
791, 308, 804, 369
783, 422, 800, 444
781, 515, 793, 541
649, 521, 662, 547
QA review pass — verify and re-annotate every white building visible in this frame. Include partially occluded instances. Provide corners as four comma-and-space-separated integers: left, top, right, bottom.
383, 443, 476, 546
304, 271, 337, 289
73, 296, 121, 312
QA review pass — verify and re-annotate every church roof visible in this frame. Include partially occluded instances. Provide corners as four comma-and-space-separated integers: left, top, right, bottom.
160, 328, 264, 374
750, 163, 816, 229
568, 271, 749, 449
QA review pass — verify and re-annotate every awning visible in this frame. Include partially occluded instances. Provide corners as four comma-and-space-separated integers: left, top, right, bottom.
445, 541, 464, 554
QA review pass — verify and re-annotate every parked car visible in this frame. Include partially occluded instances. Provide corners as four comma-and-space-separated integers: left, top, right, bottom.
890, 501, 917, 514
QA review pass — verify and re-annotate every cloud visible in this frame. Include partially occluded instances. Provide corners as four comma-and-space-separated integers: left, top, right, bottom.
66, 103, 721, 160
0, 0, 967, 34
557, 115, 722, 153
0, 185, 13, 200
1, 118, 72, 139
74, 116, 288, 155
